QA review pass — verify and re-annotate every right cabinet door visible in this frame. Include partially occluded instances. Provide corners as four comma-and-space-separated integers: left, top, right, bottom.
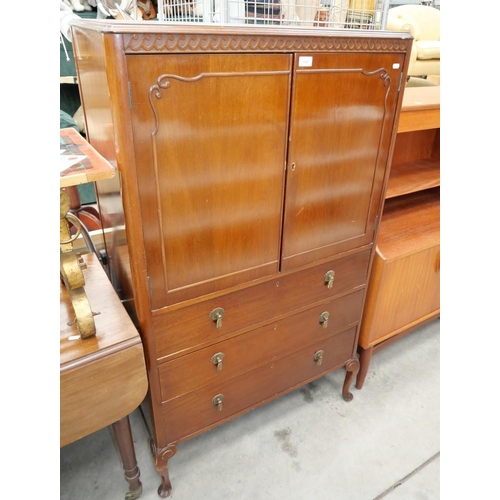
281, 52, 405, 270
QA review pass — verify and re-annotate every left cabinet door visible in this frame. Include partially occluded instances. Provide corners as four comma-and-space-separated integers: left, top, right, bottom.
126, 53, 292, 307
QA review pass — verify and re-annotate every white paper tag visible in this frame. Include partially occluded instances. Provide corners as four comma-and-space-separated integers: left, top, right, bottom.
392, 63, 400, 69
298, 56, 313, 67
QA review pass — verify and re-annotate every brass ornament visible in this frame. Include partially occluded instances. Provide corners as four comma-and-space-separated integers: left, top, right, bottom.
60, 188, 96, 338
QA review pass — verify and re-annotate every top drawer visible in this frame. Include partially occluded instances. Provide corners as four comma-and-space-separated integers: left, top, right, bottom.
152, 249, 370, 361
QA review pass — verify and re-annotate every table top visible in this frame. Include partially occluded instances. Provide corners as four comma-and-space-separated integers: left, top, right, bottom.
401, 85, 440, 112
60, 253, 148, 446
60, 253, 143, 368
398, 85, 440, 133
60, 127, 115, 188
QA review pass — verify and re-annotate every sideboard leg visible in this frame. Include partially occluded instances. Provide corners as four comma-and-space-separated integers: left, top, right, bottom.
111, 416, 143, 500
356, 346, 373, 390
342, 358, 360, 402
150, 440, 177, 498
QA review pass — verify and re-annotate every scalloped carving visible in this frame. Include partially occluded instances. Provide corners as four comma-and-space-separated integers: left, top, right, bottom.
124, 33, 410, 54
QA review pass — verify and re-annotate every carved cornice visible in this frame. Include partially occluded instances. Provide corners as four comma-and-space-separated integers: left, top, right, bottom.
124, 32, 410, 54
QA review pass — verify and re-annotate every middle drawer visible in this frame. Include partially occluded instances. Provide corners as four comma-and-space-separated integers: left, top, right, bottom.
158, 290, 364, 403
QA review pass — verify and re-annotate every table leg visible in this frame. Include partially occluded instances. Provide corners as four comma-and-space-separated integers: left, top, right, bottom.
112, 416, 143, 500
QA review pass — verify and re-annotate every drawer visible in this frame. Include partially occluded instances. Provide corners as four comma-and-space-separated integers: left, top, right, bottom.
153, 249, 370, 360
160, 326, 357, 444
158, 290, 364, 402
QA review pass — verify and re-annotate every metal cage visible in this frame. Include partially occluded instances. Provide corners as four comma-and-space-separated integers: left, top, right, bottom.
156, 0, 390, 30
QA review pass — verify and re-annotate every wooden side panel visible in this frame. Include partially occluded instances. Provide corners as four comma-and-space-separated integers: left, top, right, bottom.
71, 28, 131, 297
126, 53, 292, 307
282, 52, 405, 269
70, 27, 117, 163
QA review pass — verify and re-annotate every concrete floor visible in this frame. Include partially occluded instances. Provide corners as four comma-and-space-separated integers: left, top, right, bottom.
60, 319, 440, 500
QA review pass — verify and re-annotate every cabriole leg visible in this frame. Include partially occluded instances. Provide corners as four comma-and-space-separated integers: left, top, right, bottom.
150, 440, 177, 498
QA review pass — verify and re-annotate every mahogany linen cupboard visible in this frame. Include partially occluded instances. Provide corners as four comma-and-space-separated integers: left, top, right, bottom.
70, 21, 412, 497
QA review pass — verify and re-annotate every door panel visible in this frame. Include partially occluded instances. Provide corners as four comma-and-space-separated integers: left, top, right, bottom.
282, 52, 405, 270
126, 54, 292, 307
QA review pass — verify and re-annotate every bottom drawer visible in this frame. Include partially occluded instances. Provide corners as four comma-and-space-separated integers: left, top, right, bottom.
161, 327, 356, 444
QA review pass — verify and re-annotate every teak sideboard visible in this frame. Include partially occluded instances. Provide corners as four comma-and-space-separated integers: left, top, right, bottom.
70, 21, 412, 497
356, 84, 440, 389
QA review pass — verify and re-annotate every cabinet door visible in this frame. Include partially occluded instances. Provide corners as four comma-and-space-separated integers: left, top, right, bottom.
281, 52, 405, 270
126, 54, 292, 307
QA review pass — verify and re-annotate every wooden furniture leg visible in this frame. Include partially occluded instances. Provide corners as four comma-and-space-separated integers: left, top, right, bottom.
65, 184, 103, 232
111, 416, 143, 500
356, 316, 438, 390
356, 346, 373, 390
342, 358, 360, 401
150, 441, 177, 498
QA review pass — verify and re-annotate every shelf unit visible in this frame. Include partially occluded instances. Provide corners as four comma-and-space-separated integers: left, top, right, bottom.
356, 84, 440, 389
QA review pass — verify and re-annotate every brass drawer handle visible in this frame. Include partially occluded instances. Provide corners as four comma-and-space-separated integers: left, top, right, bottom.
212, 393, 224, 412
314, 350, 324, 366
211, 352, 225, 371
209, 307, 225, 329
324, 270, 335, 289
319, 311, 329, 329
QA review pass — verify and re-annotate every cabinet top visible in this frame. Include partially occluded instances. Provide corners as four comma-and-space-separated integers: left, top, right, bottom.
70, 20, 412, 54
